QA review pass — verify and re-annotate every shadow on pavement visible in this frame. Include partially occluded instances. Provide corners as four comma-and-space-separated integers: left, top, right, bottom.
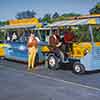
85, 70, 100, 75
59, 63, 73, 70
59, 63, 100, 75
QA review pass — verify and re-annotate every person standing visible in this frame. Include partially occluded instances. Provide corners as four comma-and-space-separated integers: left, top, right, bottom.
27, 32, 38, 71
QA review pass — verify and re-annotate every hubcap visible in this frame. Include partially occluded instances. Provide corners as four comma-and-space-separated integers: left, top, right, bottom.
75, 65, 81, 72
49, 56, 56, 67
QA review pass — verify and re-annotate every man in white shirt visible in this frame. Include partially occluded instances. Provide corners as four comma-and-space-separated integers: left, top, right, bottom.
12, 32, 17, 41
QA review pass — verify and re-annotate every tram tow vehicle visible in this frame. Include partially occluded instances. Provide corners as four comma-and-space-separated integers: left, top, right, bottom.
45, 16, 100, 74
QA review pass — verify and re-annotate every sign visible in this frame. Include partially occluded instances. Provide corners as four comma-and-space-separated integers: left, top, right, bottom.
88, 18, 96, 24
9, 18, 39, 26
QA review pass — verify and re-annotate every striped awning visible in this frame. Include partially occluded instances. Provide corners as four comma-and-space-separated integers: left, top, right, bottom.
49, 18, 100, 27
0, 24, 36, 29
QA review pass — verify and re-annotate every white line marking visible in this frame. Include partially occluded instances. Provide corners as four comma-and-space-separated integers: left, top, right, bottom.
32, 73, 100, 92
1, 65, 100, 92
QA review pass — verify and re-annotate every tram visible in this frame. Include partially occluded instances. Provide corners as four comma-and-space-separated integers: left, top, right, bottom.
0, 18, 50, 64
45, 14, 100, 74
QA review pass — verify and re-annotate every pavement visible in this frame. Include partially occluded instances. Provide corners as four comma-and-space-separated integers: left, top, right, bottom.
0, 59, 100, 100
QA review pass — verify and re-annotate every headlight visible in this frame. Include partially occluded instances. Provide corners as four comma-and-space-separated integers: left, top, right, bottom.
84, 49, 89, 56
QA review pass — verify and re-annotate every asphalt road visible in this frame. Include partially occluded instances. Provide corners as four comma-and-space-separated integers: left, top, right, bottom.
0, 60, 100, 100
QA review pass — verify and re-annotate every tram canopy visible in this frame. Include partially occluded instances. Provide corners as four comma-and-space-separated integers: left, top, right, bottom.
0, 24, 36, 29
0, 18, 42, 29
49, 17, 100, 27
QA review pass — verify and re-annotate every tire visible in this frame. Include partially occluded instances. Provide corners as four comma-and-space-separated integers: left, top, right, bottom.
48, 54, 60, 70
73, 62, 85, 74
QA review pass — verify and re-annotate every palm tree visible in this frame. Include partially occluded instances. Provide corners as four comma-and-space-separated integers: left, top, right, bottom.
16, 10, 36, 19
52, 12, 59, 19
89, 2, 100, 14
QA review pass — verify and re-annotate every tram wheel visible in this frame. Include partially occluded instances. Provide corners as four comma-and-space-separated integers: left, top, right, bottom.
73, 62, 85, 74
48, 54, 60, 70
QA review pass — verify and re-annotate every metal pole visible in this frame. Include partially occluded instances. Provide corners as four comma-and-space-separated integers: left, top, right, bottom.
88, 25, 95, 47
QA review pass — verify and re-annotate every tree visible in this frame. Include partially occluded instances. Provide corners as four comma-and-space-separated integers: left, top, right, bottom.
89, 2, 100, 14
0, 21, 9, 26
41, 13, 51, 23
61, 13, 81, 17
16, 10, 36, 19
52, 12, 59, 19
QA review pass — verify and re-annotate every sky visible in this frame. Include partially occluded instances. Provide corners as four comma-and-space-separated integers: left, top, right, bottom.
0, 0, 99, 21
